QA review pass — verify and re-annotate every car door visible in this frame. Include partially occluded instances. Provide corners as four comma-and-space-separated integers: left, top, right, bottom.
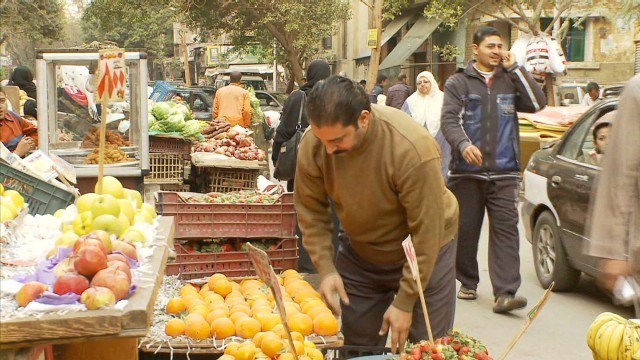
548, 105, 617, 270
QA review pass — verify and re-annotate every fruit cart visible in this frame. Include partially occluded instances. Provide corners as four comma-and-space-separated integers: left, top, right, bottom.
34, 48, 150, 194
0, 217, 175, 360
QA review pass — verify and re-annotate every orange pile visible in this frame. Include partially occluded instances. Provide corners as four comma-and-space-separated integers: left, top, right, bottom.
163, 270, 339, 360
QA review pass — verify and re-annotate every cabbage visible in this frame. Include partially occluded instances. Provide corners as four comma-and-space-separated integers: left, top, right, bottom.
168, 102, 193, 121
151, 102, 172, 121
162, 114, 186, 132
150, 120, 167, 132
181, 120, 202, 138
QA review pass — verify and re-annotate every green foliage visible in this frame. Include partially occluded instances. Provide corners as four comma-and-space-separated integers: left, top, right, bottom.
433, 43, 461, 62
423, 0, 465, 29
383, 0, 410, 20
81, 0, 175, 59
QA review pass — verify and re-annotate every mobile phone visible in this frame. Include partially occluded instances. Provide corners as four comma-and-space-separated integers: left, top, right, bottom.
613, 276, 639, 306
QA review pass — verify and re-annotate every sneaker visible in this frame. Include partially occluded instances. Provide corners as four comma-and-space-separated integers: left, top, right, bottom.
457, 287, 477, 300
493, 294, 527, 313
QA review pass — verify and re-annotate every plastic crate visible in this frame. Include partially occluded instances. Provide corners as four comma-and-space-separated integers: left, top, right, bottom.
144, 153, 185, 184
202, 166, 260, 193
149, 136, 191, 160
165, 238, 298, 279
0, 163, 75, 216
324, 346, 393, 360
159, 183, 190, 192
155, 191, 296, 239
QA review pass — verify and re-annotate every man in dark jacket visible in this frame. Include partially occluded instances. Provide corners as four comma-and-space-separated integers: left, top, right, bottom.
369, 74, 387, 104
385, 74, 411, 109
441, 26, 546, 314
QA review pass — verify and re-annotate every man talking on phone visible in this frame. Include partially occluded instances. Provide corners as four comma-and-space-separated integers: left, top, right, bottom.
441, 26, 546, 313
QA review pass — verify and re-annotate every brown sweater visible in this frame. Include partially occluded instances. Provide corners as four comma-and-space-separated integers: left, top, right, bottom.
294, 104, 459, 312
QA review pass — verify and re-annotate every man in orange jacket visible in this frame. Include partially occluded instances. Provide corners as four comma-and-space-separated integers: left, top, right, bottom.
213, 72, 253, 128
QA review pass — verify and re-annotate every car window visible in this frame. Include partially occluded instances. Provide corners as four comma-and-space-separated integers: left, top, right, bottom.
576, 107, 617, 166
559, 104, 617, 162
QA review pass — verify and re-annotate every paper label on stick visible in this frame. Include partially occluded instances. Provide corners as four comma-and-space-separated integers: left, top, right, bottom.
402, 238, 419, 280
96, 48, 127, 101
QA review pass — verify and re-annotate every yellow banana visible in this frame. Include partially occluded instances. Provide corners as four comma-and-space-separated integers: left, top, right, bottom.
590, 316, 619, 351
596, 322, 618, 358
619, 322, 633, 360
607, 322, 626, 360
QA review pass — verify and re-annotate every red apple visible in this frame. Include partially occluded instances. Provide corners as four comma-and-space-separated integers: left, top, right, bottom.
74, 245, 108, 277
86, 230, 113, 253
81, 286, 116, 310
91, 268, 131, 301
53, 272, 90, 295
111, 240, 137, 261
107, 260, 132, 281
106, 253, 129, 266
15, 282, 48, 307
74, 237, 108, 255
52, 257, 77, 277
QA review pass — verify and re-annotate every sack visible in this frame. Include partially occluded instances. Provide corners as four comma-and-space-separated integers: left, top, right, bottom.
273, 129, 303, 181
273, 91, 306, 181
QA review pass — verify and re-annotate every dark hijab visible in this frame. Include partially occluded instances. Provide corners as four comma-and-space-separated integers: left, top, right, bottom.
300, 59, 331, 92
9, 66, 37, 100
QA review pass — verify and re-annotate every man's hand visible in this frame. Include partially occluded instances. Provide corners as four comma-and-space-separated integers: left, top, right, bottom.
379, 304, 413, 354
502, 51, 517, 68
598, 259, 634, 292
463, 145, 483, 166
15, 137, 35, 157
318, 273, 350, 316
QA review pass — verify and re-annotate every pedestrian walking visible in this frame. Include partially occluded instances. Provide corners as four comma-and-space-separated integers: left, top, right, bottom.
295, 76, 459, 352
386, 74, 411, 109
402, 71, 450, 180
441, 26, 546, 313
369, 74, 387, 104
586, 74, 640, 316
213, 71, 253, 128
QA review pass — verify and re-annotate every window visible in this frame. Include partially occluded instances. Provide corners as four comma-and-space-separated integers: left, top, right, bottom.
576, 107, 617, 166
540, 18, 586, 62
559, 104, 617, 162
323, 36, 333, 50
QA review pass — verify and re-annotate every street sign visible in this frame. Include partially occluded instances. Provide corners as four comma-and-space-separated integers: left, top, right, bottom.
368, 29, 379, 48
96, 48, 126, 102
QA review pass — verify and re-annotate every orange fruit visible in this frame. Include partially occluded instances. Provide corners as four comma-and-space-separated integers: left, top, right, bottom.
288, 313, 313, 335
213, 280, 233, 297
290, 331, 304, 342
219, 355, 236, 360
165, 318, 186, 337
261, 335, 284, 358
230, 281, 242, 292
189, 304, 210, 318
257, 312, 282, 331
185, 316, 211, 340
301, 299, 326, 314
208, 303, 230, 314
303, 340, 316, 349
184, 312, 206, 324
230, 304, 253, 317
235, 316, 262, 339
210, 317, 235, 339
252, 306, 273, 316
278, 353, 295, 360
166, 297, 187, 314
236, 342, 257, 360
307, 348, 323, 360
291, 340, 305, 356
272, 324, 287, 339
199, 283, 211, 294
251, 298, 272, 309
180, 284, 199, 297
204, 292, 225, 303
306, 305, 333, 320
205, 309, 228, 325
208, 273, 228, 288
230, 311, 250, 324
281, 269, 302, 278
224, 342, 241, 357
313, 313, 339, 336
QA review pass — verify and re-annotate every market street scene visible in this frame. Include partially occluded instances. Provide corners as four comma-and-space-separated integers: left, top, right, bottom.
1, 0, 639, 359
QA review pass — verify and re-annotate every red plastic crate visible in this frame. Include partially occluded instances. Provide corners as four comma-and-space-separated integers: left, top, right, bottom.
155, 192, 296, 239
165, 238, 298, 279
149, 135, 191, 160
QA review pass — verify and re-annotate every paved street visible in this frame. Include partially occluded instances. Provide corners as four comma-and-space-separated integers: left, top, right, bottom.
453, 206, 634, 360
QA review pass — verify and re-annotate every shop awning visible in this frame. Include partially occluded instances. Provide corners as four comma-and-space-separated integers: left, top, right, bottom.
378, 17, 441, 69
355, 12, 418, 60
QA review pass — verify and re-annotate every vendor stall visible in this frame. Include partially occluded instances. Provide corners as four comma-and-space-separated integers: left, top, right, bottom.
35, 49, 150, 194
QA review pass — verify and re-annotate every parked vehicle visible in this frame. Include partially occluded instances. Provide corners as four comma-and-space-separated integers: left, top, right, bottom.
521, 92, 620, 292
211, 71, 268, 91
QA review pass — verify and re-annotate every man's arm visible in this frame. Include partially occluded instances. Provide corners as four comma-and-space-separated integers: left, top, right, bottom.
242, 92, 253, 127
506, 65, 546, 113
294, 138, 336, 278
588, 77, 640, 259
440, 77, 473, 155
385, 87, 396, 107
21, 118, 38, 144
393, 154, 446, 312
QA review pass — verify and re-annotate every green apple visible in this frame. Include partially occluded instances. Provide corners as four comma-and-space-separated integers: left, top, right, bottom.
92, 214, 124, 237
123, 189, 143, 209
117, 199, 135, 223
96, 176, 124, 199
120, 228, 147, 244
118, 212, 130, 233
1, 205, 15, 221
91, 194, 121, 218
140, 203, 157, 219
4, 190, 25, 210
73, 211, 93, 236
0, 197, 18, 217
76, 193, 99, 213
62, 223, 75, 233
133, 210, 153, 225
55, 232, 80, 248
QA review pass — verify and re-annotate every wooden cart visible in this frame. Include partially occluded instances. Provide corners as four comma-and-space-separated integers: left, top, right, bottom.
0, 217, 175, 360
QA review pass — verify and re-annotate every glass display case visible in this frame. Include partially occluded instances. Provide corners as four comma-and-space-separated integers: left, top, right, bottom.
35, 49, 149, 178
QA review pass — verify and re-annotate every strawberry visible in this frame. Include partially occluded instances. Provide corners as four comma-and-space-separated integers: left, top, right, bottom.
459, 346, 471, 355
419, 343, 431, 353
411, 347, 422, 360
451, 340, 462, 351
432, 344, 443, 354
431, 353, 444, 360
474, 353, 490, 360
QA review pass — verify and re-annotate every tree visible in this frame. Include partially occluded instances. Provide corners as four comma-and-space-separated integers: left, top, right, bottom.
80, 0, 175, 61
0, 0, 66, 67
173, 0, 351, 84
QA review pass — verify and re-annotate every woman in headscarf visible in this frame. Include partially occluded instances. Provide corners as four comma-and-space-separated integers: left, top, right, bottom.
402, 71, 451, 180
8, 66, 38, 118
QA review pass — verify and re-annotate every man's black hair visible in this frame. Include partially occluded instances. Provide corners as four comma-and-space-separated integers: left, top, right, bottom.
306, 75, 370, 128
397, 74, 407, 81
359, 79, 367, 85
230, 71, 243, 83
586, 82, 600, 92
473, 26, 502, 45
376, 74, 387, 85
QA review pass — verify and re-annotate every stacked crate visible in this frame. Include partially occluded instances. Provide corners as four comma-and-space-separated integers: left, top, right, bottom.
145, 136, 191, 192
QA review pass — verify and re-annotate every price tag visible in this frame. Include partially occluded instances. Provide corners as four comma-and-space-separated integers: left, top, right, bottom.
402, 238, 419, 280
96, 48, 127, 101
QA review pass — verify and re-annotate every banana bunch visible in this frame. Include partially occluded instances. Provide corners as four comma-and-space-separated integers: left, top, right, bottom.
587, 312, 640, 359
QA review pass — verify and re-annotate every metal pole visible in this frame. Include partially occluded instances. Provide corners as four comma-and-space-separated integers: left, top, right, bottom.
273, 41, 278, 91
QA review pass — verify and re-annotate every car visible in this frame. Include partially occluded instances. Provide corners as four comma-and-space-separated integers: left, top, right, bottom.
521, 93, 619, 292
254, 90, 287, 113
211, 72, 268, 91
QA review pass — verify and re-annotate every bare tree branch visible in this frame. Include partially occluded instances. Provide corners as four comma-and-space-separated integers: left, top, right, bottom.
459, 0, 490, 21
543, 1, 571, 34
476, 7, 531, 33
496, 0, 536, 34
